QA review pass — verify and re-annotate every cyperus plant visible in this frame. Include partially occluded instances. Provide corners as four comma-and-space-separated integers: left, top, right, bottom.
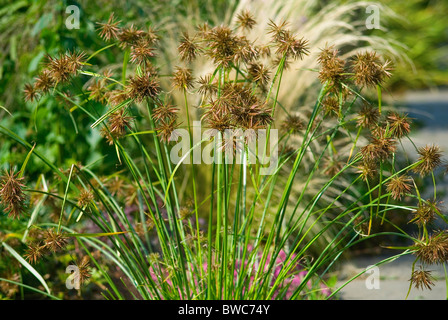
0, 11, 446, 300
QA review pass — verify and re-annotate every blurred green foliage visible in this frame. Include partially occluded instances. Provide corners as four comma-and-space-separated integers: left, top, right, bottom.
374, 0, 448, 91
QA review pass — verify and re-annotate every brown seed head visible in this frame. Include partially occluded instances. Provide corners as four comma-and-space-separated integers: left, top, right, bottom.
178, 32, 200, 63
0, 169, 27, 219
43, 229, 68, 252
172, 67, 194, 91
410, 266, 435, 291
413, 231, 448, 265
96, 13, 121, 41
387, 112, 412, 139
126, 71, 161, 102
386, 175, 412, 201
410, 199, 442, 226
236, 10, 257, 31
352, 51, 392, 87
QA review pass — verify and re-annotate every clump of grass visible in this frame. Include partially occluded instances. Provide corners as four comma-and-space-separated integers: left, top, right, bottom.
0, 11, 446, 300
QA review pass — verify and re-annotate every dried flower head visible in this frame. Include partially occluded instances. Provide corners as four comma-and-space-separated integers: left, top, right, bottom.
88, 80, 107, 103
356, 105, 379, 129
387, 112, 412, 139
34, 69, 55, 93
321, 95, 340, 118
352, 51, 392, 87
77, 256, 92, 285
413, 231, 448, 265
96, 13, 121, 41
281, 114, 305, 134
117, 24, 145, 49
323, 155, 344, 177
172, 67, 194, 91
156, 118, 181, 143
267, 19, 289, 43
77, 189, 94, 208
236, 10, 257, 31
178, 32, 200, 63
43, 229, 68, 252
386, 175, 412, 201
23, 83, 39, 102
107, 108, 134, 138
106, 89, 130, 106
410, 266, 435, 291
410, 199, 442, 226
152, 103, 179, 122
0, 169, 27, 219
24, 242, 46, 264
130, 40, 155, 66
413, 145, 443, 176
126, 71, 161, 102
247, 62, 271, 86
275, 30, 309, 61
356, 160, 377, 181
45, 53, 75, 84
197, 74, 218, 97
317, 45, 346, 85
361, 129, 396, 162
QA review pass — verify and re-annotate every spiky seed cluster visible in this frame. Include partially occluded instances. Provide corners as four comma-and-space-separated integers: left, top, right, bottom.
414, 231, 448, 265
117, 24, 144, 49
386, 175, 412, 200
323, 155, 343, 177
247, 62, 271, 87
24, 242, 46, 264
411, 199, 441, 226
352, 51, 392, 87
317, 45, 346, 85
130, 40, 155, 66
0, 169, 27, 219
77, 189, 94, 208
361, 128, 396, 162
236, 10, 257, 31
202, 25, 258, 68
281, 114, 305, 135
410, 266, 435, 290
88, 80, 107, 103
178, 32, 200, 63
76, 256, 92, 285
23, 83, 38, 102
34, 69, 55, 93
357, 105, 379, 129
321, 95, 340, 117
152, 103, 179, 122
197, 75, 218, 97
387, 112, 411, 139
25, 228, 69, 264
156, 118, 181, 143
413, 144, 443, 176
46, 51, 86, 84
126, 71, 161, 102
267, 20, 309, 61
106, 89, 129, 106
172, 67, 194, 91
24, 51, 86, 101
44, 229, 68, 252
356, 160, 377, 181
107, 108, 134, 140
205, 83, 273, 134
